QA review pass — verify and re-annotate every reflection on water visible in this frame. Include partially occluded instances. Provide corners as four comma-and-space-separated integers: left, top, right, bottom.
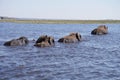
0, 22, 120, 80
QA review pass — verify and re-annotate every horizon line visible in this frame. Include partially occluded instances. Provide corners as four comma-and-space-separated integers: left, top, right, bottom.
0, 16, 120, 20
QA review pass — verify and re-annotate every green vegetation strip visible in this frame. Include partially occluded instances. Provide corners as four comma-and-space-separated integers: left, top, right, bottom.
0, 19, 120, 24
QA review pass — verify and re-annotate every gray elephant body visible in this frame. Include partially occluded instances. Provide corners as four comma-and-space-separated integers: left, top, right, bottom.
58, 32, 81, 43
4, 36, 29, 46
91, 25, 108, 35
34, 35, 55, 47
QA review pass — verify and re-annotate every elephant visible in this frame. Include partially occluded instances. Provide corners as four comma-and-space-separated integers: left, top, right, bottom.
58, 32, 82, 43
4, 36, 29, 46
34, 35, 55, 47
91, 25, 108, 35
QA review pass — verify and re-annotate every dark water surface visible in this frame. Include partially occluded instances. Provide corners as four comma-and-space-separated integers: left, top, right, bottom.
0, 22, 120, 80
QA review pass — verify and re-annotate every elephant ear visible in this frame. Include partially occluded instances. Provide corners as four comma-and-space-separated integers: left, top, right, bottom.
52, 38, 55, 44
104, 25, 108, 30
48, 37, 54, 45
19, 36, 29, 44
24, 39, 29, 44
76, 33, 81, 41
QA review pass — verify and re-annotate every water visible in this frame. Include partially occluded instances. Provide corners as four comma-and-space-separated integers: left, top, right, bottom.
0, 22, 120, 80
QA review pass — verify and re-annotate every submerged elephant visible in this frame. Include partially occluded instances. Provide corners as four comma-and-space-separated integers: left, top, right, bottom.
34, 35, 55, 47
91, 25, 108, 35
58, 32, 82, 43
4, 36, 29, 46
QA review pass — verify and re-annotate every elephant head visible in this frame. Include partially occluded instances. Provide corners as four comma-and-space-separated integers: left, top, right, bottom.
18, 36, 29, 44
91, 25, 108, 35
4, 36, 29, 46
34, 35, 55, 47
58, 32, 82, 43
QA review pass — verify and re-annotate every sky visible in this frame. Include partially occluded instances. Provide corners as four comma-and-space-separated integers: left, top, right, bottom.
0, 0, 120, 20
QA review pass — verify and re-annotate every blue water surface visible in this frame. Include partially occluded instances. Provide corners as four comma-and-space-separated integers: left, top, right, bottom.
0, 22, 120, 80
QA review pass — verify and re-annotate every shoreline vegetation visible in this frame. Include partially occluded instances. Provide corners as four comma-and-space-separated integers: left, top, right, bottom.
0, 17, 120, 24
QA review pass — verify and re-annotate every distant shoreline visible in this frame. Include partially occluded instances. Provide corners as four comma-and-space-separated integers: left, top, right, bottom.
0, 19, 120, 24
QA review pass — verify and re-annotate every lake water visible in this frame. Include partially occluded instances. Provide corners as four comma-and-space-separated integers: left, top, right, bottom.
0, 22, 120, 80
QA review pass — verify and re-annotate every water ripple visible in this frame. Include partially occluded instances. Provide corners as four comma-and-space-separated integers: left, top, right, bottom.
0, 23, 120, 80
